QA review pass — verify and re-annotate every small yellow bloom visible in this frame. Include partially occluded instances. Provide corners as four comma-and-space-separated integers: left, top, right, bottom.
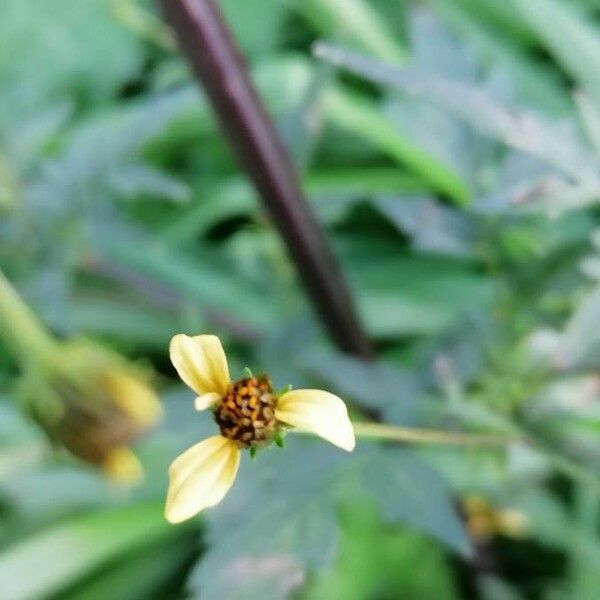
102, 446, 145, 484
165, 334, 355, 523
464, 495, 529, 542
20, 340, 162, 483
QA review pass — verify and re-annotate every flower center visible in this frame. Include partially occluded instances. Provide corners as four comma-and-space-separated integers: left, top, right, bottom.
214, 375, 278, 448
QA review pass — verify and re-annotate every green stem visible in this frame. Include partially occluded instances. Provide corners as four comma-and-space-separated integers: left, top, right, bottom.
352, 421, 514, 446
110, 0, 175, 50
0, 270, 58, 368
440, 372, 600, 492
351, 422, 600, 494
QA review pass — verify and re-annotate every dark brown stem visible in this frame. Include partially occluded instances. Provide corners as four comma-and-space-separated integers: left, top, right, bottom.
159, 0, 373, 359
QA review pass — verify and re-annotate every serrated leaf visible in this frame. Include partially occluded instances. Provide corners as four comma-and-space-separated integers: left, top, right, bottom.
439, 0, 536, 47
220, 0, 286, 57
374, 195, 477, 258
66, 295, 187, 349
315, 43, 592, 179
192, 553, 305, 600
362, 447, 471, 556
409, 8, 478, 81
92, 222, 272, 330
341, 249, 493, 338
291, 0, 405, 63
575, 91, 600, 157
323, 86, 471, 204
107, 164, 191, 204
305, 503, 460, 600
560, 286, 600, 368
0, 0, 143, 124
159, 169, 424, 247
189, 439, 347, 600
513, 0, 600, 106
25, 88, 199, 222
429, 0, 571, 115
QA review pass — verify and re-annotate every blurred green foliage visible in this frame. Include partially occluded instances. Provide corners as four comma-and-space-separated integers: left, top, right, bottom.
3, 0, 600, 598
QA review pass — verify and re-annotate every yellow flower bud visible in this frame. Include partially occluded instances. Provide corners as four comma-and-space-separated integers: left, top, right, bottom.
20, 340, 162, 480
0, 271, 163, 481
463, 495, 529, 542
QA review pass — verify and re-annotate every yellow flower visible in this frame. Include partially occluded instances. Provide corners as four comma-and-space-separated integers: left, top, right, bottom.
20, 340, 162, 484
0, 270, 162, 482
464, 495, 529, 542
165, 334, 355, 523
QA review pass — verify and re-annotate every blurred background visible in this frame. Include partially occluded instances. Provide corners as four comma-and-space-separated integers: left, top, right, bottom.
3, 0, 600, 598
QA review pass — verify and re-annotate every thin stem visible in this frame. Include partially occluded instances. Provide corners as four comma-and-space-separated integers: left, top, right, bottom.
159, 0, 374, 359
111, 0, 175, 50
352, 422, 600, 492
352, 421, 515, 446
0, 270, 58, 368
439, 366, 600, 491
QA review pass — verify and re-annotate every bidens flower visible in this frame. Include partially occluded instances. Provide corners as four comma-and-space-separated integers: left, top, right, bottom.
165, 334, 355, 523
0, 270, 162, 483
20, 339, 163, 484
463, 495, 529, 542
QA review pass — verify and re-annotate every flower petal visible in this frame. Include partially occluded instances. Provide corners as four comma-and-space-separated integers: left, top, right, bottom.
102, 446, 144, 485
104, 370, 163, 427
275, 390, 355, 452
195, 392, 222, 411
165, 435, 240, 523
170, 334, 230, 396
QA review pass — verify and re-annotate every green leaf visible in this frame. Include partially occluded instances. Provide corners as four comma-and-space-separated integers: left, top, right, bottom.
94, 227, 272, 330
513, 0, 600, 106
323, 86, 471, 204
0, 503, 181, 600
220, 0, 286, 57
374, 195, 476, 258
559, 286, 600, 368
0, 0, 143, 125
25, 88, 198, 224
159, 169, 424, 248
575, 92, 600, 156
340, 247, 493, 338
430, 0, 572, 115
66, 296, 188, 349
448, 0, 537, 46
107, 164, 191, 205
315, 43, 590, 179
0, 404, 44, 481
305, 503, 459, 600
63, 531, 197, 600
189, 439, 346, 599
291, 0, 406, 63
361, 447, 471, 556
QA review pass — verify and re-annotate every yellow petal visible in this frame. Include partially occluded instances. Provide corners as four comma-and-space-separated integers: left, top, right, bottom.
102, 447, 144, 485
170, 334, 230, 397
275, 390, 355, 452
103, 370, 163, 427
195, 392, 222, 411
165, 435, 240, 523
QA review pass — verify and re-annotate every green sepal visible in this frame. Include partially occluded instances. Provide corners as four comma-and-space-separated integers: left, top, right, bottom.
243, 367, 254, 378
249, 446, 258, 459
275, 431, 285, 448
276, 383, 292, 397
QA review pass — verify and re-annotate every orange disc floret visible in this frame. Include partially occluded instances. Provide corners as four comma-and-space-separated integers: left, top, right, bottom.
213, 375, 278, 448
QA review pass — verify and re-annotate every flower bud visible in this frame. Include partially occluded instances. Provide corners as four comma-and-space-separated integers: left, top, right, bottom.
18, 339, 162, 482
0, 270, 162, 482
